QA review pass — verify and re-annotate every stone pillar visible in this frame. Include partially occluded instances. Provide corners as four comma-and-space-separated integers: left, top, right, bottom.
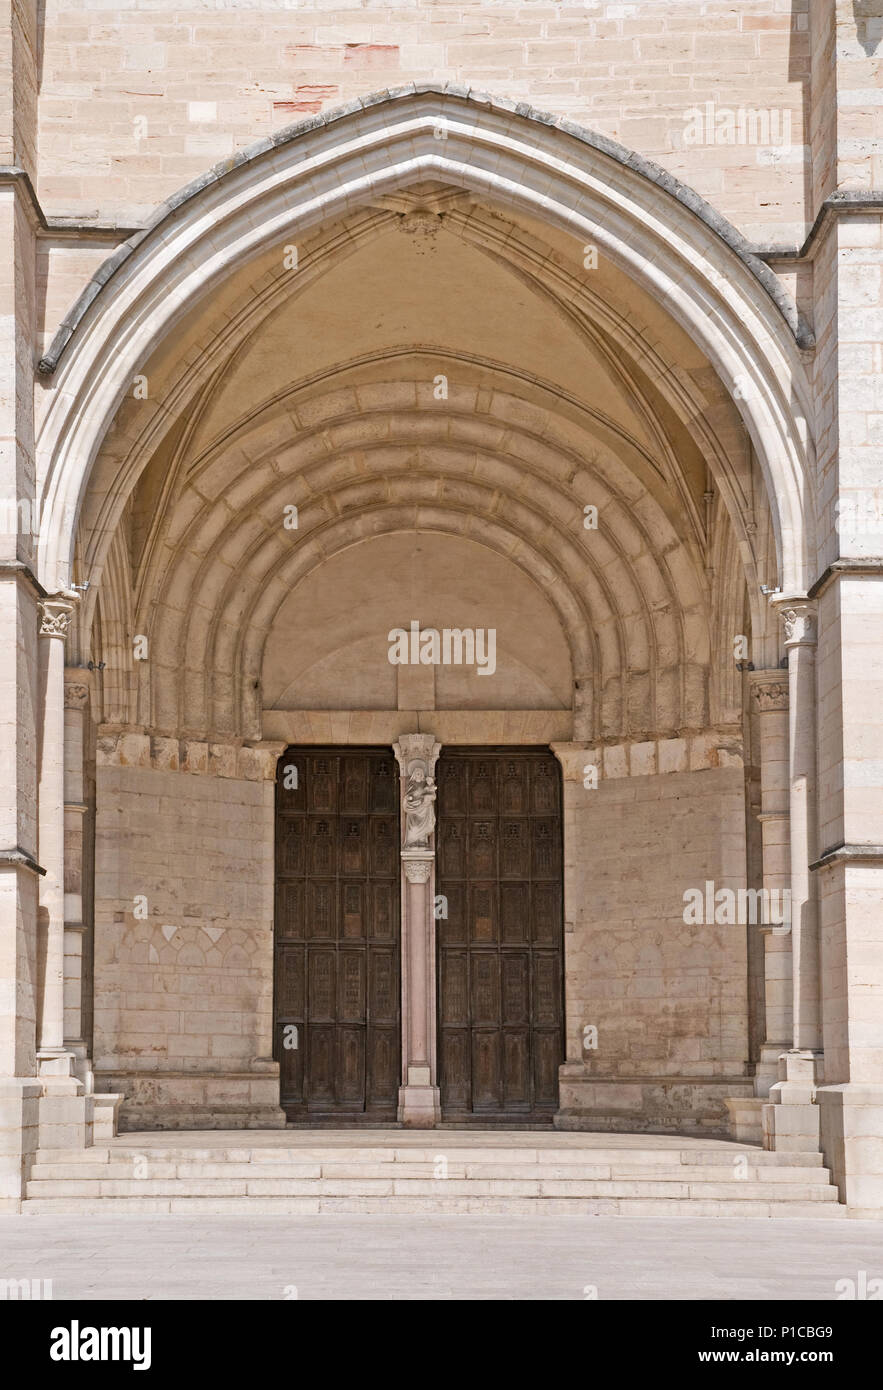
748, 674, 792, 1097
0, 568, 43, 1207
764, 600, 824, 1152
393, 733, 441, 1126
814, 562, 883, 1210
37, 598, 76, 1063
62, 668, 92, 1081
0, 1, 43, 1208
781, 601, 821, 1053
549, 742, 593, 1119
802, 10, 883, 1208
35, 597, 89, 1150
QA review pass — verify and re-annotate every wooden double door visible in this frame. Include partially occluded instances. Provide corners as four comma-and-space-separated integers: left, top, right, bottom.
273, 745, 565, 1123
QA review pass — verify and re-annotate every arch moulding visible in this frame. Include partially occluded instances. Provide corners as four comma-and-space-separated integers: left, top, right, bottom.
35, 85, 816, 596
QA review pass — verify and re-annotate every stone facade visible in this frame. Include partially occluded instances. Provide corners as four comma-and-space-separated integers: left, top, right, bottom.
1, 1, 882, 1212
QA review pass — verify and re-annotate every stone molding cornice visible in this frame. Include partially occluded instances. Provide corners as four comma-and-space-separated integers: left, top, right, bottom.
551, 732, 743, 781
96, 729, 286, 781
811, 843, 883, 872
0, 558, 48, 599
0, 165, 140, 239
757, 190, 883, 264
0, 847, 46, 876
808, 558, 883, 601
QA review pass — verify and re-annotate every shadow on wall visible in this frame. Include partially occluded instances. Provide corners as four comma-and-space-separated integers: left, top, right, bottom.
853, 0, 883, 54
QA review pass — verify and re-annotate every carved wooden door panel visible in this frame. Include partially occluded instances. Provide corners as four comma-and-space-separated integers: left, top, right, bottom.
436, 748, 565, 1121
274, 748, 400, 1122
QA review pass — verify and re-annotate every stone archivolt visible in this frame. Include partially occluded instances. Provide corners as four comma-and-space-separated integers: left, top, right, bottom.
14, 91, 852, 1183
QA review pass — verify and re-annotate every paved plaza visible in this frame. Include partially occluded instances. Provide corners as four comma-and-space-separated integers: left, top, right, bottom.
2, 1213, 883, 1301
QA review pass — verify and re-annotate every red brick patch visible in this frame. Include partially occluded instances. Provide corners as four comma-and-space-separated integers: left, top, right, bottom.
343, 43, 400, 67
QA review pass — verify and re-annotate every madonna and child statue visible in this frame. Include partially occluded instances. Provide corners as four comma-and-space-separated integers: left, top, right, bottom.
402, 762, 437, 850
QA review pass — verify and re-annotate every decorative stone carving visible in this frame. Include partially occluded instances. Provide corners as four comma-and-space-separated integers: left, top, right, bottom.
750, 679, 789, 712
402, 855, 433, 884
39, 598, 75, 639
394, 734, 441, 850
64, 681, 90, 709
398, 210, 442, 238
780, 604, 816, 647
402, 764, 437, 849
392, 732, 442, 1126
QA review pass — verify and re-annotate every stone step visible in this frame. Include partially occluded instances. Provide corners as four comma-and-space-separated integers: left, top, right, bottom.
26, 1159, 834, 1184
25, 1133, 843, 1215
31, 1144, 826, 1167
25, 1175, 840, 1200
22, 1195, 848, 1218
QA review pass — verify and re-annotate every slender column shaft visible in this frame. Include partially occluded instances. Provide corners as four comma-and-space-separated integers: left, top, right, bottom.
393, 733, 441, 1126
781, 604, 821, 1052
62, 670, 90, 1060
749, 672, 792, 1093
36, 598, 75, 1061
408, 874, 428, 1064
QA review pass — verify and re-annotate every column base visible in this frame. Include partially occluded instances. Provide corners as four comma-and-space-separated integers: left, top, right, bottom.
753, 1043, 790, 1098
65, 1042, 95, 1092
762, 1049, 822, 1153
0, 1079, 41, 1211
817, 1082, 883, 1213
725, 1096, 765, 1144
89, 1092, 123, 1142
37, 1047, 80, 1082
36, 1057, 91, 1151
398, 1067, 441, 1127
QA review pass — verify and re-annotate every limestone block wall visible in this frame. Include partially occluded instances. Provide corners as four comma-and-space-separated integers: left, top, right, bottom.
89, 728, 752, 1134
559, 759, 752, 1134
37, 1, 808, 257
92, 736, 284, 1129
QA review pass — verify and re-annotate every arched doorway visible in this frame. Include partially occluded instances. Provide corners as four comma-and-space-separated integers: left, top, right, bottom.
29, 90, 823, 1149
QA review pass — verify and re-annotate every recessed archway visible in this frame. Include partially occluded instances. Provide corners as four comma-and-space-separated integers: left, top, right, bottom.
37, 85, 816, 620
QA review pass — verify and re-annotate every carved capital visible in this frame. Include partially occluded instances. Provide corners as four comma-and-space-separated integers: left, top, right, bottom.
393, 733, 441, 776
402, 853, 433, 884
63, 682, 89, 709
39, 596, 76, 640
749, 675, 789, 712
777, 600, 817, 648
64, 668, 90, 709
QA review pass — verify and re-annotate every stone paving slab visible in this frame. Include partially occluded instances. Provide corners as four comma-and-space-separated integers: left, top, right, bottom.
1, 1214, 882, 1300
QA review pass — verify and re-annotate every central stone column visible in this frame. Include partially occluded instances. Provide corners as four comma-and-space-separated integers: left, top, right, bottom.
393, 733, 441, 1126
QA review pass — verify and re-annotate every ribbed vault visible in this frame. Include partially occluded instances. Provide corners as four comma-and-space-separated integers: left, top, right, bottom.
46, 90, 817, 747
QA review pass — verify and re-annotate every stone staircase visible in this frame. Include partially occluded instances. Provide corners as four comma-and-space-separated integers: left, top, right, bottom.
23, 1130, 846, 1215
